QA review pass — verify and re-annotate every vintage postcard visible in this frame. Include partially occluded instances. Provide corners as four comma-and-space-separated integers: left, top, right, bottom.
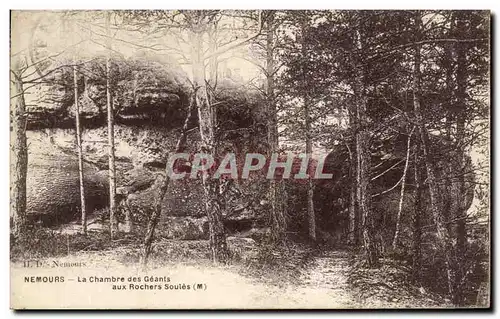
10, 9, 490, 309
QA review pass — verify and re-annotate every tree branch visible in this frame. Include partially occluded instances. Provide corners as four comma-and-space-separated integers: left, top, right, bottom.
203, 10, 263, 61
368, 37, 489, 61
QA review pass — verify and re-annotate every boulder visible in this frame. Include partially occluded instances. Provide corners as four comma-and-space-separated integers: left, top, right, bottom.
26, 154, 108, 226
159, 216, 209, 240
126, 178, 206, 220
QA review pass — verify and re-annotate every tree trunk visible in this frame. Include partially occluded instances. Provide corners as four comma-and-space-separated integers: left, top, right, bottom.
141, 89, 197, 266
412, 137, 423, 283
191, 30, 229, 264
348, 154, 358, 246
356, 121, 377, 266
207, 23, 218, 128
10, 70, 28, 239
266, 11, 287, 242
301, 16, 316, 242
452, 12, 468, 305
208, 25, 218, 87
305, 105, 316, 243
346, 117, 359, 246
106, 12, 118, 237
353, 24, 378, 266
442, 16, 455, 236
392, 128, 413, 250
412, 13, 454, 297
73, 64, 87, 235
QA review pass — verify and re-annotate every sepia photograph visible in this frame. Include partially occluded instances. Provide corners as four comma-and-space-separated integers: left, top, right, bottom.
9, 9, 490, 309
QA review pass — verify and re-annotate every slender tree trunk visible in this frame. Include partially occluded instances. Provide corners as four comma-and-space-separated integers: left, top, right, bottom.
412, 137, 423, 283
452, 12, 468, 305
266, 10, 277, 153
356, 115, 377, 266
141, 89, 197, 266
208, 25, 218, 88
191, 29, 229, 264
346, 116, 359, 246
392, 128, 414, 250
305, 102, 315, 243
73, 64, 87, 235
442, 18, 455, 236
305, 100, 316, 242
266, 11, 286, 242
349, 162, 358, 246
106, 12, 118, 237
353, 24, 378, 266
412, 13, 454, 297
207, 23, 218, 128
10, 70, 28, 239
300, 16, 316, 242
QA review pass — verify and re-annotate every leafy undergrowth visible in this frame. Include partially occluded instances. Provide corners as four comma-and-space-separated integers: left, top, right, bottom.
10, 226, 139, 261
120, 239, 211, 266
238, 238, 316, 286
11, 226, 316, 289
119, 236, 316, 286
347, 257, 452, 308
11, 227, 456, 308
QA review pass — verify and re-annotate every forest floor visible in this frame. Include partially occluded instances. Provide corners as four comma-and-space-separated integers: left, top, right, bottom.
11, 231, 451, 309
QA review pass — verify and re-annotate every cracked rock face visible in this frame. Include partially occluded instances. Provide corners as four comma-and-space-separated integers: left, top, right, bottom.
25, 132, 108, 225
25, 56, 191, 130
23, 127, 206, 229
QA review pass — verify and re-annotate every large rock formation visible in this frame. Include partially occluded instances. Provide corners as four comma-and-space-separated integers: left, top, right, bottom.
26, 55, 191, 130
25, 130, 108, 225
22, 54, 269, 239
24, 124, 266, 240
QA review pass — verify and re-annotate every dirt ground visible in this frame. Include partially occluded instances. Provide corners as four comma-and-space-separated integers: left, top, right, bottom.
11, 239, 450, 309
